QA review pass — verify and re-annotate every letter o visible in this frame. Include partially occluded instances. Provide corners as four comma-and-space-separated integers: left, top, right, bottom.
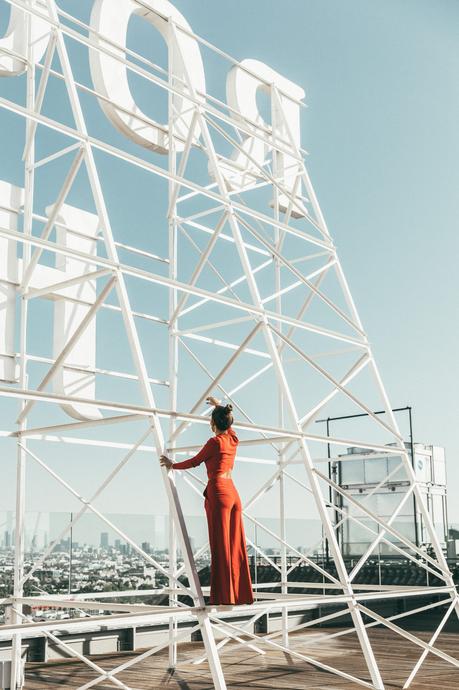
89, 0, 206, 153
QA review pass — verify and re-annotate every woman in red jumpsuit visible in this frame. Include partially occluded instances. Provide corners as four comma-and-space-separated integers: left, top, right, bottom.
160, 397, 254, 606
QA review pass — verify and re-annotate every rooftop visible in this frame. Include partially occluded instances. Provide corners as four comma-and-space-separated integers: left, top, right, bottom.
24, 627, 459, 690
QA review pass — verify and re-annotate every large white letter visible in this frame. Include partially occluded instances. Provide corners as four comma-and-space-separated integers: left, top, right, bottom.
49, 204, 103, 422
0, 179, 102, 420
0, 181, 22, 381
219, 59, 306, 217
89, 0, 206, 153
0, 0, 50, 76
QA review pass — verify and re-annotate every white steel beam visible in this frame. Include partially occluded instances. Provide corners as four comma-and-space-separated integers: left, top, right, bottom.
20, 146, 85, 291
0, 95, 331, 250
23, 267, 112, 299
0, 223, 366, 345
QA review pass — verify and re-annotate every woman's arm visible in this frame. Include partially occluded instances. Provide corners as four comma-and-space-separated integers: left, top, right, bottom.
160, 437, 217, 471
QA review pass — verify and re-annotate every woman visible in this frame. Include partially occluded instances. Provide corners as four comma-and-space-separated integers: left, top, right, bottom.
159, 397, 254, 606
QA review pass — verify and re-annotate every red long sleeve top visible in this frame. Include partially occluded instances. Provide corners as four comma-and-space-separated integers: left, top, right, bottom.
171, 427, 239, 479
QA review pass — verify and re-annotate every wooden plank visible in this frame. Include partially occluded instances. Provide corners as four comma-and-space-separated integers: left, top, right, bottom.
24, 628, 459, 689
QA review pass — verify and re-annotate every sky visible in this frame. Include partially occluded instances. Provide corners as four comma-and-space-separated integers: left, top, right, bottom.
1, 0, 458, 532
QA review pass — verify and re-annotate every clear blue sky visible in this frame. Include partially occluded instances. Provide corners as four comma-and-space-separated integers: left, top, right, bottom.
1, 0, 458, 527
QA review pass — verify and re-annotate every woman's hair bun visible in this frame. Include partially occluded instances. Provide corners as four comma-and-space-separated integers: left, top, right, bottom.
212, 403, 234, 431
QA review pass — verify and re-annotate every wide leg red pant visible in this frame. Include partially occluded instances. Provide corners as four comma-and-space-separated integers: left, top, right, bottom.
204, 478, 254, 605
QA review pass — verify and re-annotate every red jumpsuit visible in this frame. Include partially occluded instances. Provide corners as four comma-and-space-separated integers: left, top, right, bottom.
172, 427, 254, 605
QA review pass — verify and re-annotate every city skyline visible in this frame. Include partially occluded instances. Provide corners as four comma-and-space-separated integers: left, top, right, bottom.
0, 510, 324, 553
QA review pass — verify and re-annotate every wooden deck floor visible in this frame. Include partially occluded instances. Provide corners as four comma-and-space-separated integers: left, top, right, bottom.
24, 628, 459, 690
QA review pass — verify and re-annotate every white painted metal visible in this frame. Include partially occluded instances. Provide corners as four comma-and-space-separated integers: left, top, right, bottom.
9, 6, 35, 684
0, 2, 456, 689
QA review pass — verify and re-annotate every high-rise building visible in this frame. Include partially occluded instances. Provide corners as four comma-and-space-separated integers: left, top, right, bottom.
4, 531, 10, 548
100, 532, 109, 549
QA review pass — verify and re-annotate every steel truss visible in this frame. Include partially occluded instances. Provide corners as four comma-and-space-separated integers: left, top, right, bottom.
0, 1, 457, 689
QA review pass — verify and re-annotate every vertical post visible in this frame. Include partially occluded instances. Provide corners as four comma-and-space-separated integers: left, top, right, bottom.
68, 512, 73, 595
325, 417, 331, 565
254, 524, 258, 590
278, 463, 288, 647
167, 25, 179, 668
408, 407, 420, 548
271, 84, 289, 649
336, 446, 344, 548
11, 4, 36, 686
12, 390, 26, 690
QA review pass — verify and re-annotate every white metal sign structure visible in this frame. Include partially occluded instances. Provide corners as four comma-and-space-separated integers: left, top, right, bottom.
0, 1, 457, 689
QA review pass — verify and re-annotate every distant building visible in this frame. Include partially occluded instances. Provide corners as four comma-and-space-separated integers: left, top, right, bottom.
4, 531, 10, 548
141, 542, 151, 554
100, 532, 109, 549
337, 443, 448, 556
